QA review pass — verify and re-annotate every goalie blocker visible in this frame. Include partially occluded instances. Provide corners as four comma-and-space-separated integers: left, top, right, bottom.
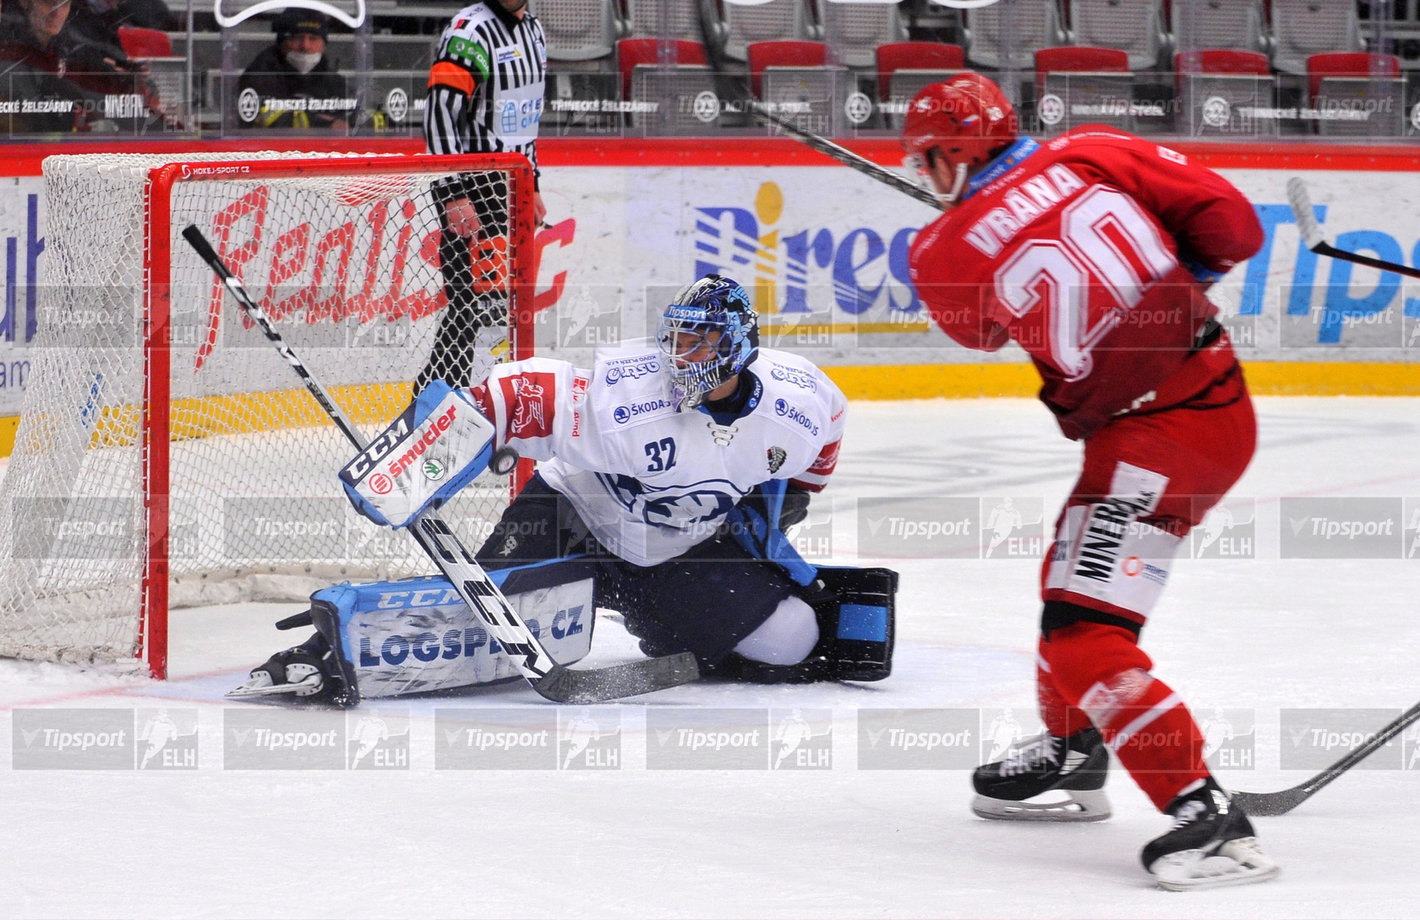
233, 559, 895, 704
340, 380, 498, 529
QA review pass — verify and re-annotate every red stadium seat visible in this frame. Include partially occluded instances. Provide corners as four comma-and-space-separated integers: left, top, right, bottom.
747, 39, 828, 99
1034, 45, 1130, 99
616, 38, 709, 100
874, 40, 965, 102
1305, 52, 1401, 106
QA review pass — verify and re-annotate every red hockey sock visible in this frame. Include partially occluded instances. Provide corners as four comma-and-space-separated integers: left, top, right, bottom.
1036, 637, 1093, 737
1084, 670, 1210, 809
1042, 623, 1210, 810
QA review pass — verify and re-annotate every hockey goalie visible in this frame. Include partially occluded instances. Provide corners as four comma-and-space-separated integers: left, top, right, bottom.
232, 273, 896, 705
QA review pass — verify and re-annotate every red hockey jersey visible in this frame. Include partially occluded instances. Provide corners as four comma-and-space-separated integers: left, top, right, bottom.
908, 128, 1263, 439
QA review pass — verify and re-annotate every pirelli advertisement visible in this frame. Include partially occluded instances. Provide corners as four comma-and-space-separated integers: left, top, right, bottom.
2, 141, 1420, 433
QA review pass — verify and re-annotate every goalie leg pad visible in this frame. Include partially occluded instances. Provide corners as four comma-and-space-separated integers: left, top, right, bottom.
809, 566, 897, 682
246, 559, 597, 705
709, 566, 898, 684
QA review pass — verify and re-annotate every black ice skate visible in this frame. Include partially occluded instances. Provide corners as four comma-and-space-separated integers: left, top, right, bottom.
1142, 779, 1280, 891
971, 727, 1111, 822
228, 633, 348, 705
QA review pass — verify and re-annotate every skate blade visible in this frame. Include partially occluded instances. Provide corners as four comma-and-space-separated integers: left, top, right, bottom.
226, 672, 323, 699
971, 789, 1111, 823
1150, 838, 1281, 891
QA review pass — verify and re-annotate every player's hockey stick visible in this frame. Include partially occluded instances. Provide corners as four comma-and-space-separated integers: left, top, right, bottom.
182, 224, 699, 703
749, 104, 944, 211
1230, 700, 1420, 816
1287, 177, 1420, 280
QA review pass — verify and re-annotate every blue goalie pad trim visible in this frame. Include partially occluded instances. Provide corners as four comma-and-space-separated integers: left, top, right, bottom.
837, 603, 889, 643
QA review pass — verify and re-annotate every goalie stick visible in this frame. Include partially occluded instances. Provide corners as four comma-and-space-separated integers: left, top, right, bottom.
1287, 177, 1420, 280
1230, 700, 1420, 816
749, 104, 944, 211
182, 224, 699, 703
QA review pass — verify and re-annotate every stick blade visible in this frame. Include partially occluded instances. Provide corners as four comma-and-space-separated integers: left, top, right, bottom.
1230, 788, 1306, 817
1286, 177, 1324, 250
534, 652, 700, 704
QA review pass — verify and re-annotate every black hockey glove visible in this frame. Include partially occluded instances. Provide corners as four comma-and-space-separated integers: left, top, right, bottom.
740, 482, 811, 530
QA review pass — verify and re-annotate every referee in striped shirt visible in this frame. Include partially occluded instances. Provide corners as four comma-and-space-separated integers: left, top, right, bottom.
417, 0, 548, 394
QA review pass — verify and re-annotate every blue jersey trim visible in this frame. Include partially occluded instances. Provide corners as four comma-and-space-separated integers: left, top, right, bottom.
965, 137, 1041, 199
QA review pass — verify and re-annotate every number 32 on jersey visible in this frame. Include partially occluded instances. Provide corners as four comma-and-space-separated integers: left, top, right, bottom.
644, 437, 677, 472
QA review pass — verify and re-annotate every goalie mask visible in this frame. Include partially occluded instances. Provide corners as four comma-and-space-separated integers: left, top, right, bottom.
657, 274, 759, 412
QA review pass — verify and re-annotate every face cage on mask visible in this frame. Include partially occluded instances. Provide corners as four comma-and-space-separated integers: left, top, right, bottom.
904, 151, 969, 205
657, 320, 738, 412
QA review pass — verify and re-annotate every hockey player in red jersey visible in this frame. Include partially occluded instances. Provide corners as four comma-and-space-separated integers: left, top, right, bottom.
902, 73, 1278, 890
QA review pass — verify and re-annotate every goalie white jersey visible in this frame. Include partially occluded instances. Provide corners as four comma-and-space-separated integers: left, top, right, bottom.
470, 341, 845, 566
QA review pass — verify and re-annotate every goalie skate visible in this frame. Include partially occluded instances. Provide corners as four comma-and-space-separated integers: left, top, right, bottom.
227, 668, 323, 699
1143, 781, 1280, 891
971, 727, 1111, 822
227, 642, 345, 705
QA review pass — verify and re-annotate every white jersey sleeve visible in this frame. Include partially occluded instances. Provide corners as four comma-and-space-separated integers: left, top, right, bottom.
755, 350, 846, 493
469, 355, 599, 463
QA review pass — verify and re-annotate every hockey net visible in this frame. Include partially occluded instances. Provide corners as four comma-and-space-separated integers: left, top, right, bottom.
0, 152, 536, 678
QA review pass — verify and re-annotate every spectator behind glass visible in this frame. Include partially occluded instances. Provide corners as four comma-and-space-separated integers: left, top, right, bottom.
0, 0, 148, 134
236, 8, 352, 130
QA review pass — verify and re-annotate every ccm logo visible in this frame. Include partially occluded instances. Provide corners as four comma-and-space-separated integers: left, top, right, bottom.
387, 404, 457, 478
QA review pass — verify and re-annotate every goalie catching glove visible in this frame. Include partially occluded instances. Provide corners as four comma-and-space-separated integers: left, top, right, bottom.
340, 380, 499, 528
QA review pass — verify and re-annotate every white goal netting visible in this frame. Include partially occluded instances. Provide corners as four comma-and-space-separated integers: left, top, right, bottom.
0, 151, 533, 673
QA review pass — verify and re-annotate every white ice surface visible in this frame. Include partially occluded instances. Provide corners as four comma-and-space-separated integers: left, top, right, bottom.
2, 397, 1419, 919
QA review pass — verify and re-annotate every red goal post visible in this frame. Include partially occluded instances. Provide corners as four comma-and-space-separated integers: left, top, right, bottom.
0, 152, 537, 679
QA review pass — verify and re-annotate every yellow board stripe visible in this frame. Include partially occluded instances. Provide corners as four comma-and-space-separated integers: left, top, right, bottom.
2, 364, 1419, 457
2, 382, 413, 457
